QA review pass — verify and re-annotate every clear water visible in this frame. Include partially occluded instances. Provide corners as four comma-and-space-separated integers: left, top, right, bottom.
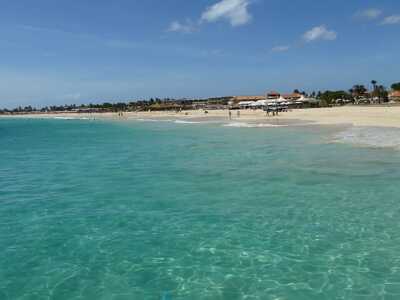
1, 118, 400, 300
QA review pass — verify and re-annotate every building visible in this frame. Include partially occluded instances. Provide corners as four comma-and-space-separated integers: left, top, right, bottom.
389, 91, 400, 102
238, 101, 256, 109
281, 93, 302, 101
234, 90, 321, 109
351, 90, 371, 101
267, 91, 280, 100
230, 95, 265, 105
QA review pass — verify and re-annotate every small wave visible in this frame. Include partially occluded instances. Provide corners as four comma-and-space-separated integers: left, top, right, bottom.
135, 118, 173, 122
174, 120, 202, 124
334, 127, 400, 149
136, 118, 205, 124
53, 117, 75, 120
52, 116, 90, 120
223, 122, 287, 128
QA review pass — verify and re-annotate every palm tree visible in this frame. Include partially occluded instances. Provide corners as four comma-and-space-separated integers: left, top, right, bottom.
371, 80, 378, 103
377, 85, 388, 103
371, 80, 377, 91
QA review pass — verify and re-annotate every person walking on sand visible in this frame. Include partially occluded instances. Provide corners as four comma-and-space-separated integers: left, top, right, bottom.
237, 110, 240, 118
229, 110, 232, 120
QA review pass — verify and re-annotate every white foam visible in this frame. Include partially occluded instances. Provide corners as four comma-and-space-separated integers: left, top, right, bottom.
335, 127, 400, 149
223, 122, 287, 128
136, 118, 173, 122
52, 116, 90, 120
136, 118, 207, 124
174, 120, 202, 124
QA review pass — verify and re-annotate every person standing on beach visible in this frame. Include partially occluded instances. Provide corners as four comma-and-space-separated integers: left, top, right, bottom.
237, 110, 240, 118
229, 110, 232, 120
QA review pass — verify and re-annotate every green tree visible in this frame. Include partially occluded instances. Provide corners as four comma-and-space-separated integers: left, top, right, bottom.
377, 85, 388, 102
319, 90, 352, 106
371, 80, 377, 92
371, 80, 379, 102
391, 82, 400, 91
351, 85, 367, 97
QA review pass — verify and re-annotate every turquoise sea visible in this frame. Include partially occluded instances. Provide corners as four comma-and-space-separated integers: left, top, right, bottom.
2, 118, 400, 300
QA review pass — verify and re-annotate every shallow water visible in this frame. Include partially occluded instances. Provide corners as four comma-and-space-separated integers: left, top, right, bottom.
1, 118, 400, 300
335, 126, 400, 149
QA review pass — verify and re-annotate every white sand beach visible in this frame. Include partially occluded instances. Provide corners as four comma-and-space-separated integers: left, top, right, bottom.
4, 106, 400, 128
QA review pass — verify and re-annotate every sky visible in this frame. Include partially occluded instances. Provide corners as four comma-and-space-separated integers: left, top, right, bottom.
0, 0, 400, 108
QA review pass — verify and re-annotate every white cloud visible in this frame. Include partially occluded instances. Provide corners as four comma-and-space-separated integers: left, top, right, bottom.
201, 0, 252, 27
167, 0, 252, 33
271, 45, 290, 52
381, 15, 400, 25
303, 25, 337, 42
355, 8, 383, 20
167, 20, 196, 33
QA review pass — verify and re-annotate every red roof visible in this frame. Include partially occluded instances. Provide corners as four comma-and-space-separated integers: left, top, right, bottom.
390, 91, 400, 97
268, 91, 280, 96
282, 93, 302, 98
233, 95, 265, 101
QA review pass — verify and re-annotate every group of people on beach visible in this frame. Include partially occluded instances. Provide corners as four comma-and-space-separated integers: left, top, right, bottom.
228, 110, 241, 120
264, 107, 280, 116
228, 106, 287, 119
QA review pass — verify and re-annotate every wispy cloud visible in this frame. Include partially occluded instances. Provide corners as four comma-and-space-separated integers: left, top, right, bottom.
17, 23, 224, 61
271, 45, 290, 52
201, 0, 252, 27
19, 24, 92, 39
303, 25, 337, 42
381, 15, 400, 25
167, 20, 196, 34
19, 24, 142, 50
355, 8, 383, 20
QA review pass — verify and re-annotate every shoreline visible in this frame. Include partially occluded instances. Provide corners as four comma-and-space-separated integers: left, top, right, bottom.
3, 106, 400, 151
2, 106, 400, 128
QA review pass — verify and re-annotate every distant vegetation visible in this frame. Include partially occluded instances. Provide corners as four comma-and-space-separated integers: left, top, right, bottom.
0, 97, 232, 114
318, 90, 352, 106
392, 82, 400, 91
0, 81, 398, 114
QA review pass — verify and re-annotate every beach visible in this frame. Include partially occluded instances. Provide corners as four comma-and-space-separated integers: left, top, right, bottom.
4, 105, 400, 128
3, 0, 400, 298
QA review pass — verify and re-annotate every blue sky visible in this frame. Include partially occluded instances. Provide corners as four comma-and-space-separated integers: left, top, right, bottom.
0, 0, 399, 108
